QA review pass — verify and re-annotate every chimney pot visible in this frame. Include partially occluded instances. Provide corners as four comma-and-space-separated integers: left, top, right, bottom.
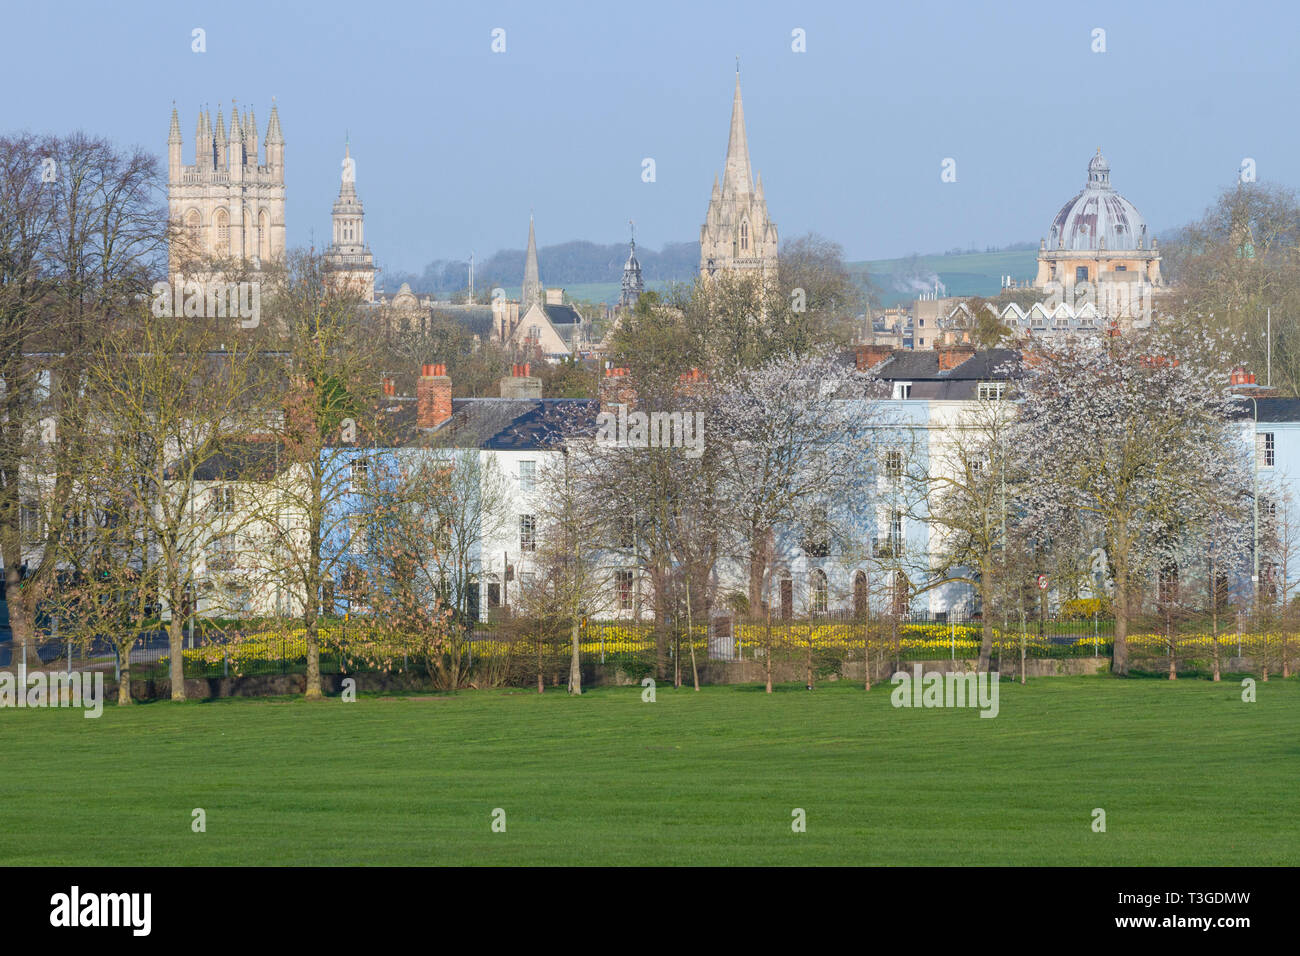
417, 363, 452, 428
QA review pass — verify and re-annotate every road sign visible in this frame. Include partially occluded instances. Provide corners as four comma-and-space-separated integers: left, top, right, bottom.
1036, 574, 1048, 591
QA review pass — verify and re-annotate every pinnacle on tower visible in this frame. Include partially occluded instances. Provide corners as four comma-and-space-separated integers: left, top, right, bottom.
266, 101, 284, 144
339, 139, 357, 197
168, 105, 181, 143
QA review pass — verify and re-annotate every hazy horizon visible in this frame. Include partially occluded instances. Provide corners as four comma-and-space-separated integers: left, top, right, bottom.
8, 0, 1296, 274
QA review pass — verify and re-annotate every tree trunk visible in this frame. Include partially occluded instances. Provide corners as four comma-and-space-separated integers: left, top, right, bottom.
764, 612, 773, 694
1167, 610, 1176, 681
536, 629, 544, 694
1211, 615, 1221, 682
567, 621, 581, 695
117, 654, 132, 705
978, 569, 994, 673
1112, 570, 1129, 676
686, 578, 699, 692
748, 540, 766, 611
305, 617, 322, 700
167, 592, 186, 701
7, 585, 42, 674
863, 619, 873, 691
674, 625, 681, 688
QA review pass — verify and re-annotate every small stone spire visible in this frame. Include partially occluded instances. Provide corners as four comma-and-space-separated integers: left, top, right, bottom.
522, 213, 542, 310
339, 138, 356, 198
265, 101, 284, 144
246, 107, 258, 162
621, 219, 643, 308
168, 104, 182, 144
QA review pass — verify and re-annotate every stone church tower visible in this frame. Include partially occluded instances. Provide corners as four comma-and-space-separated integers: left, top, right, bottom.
699, 69, 778, 278
324, 140, 376, 302
167, 101, 286, 277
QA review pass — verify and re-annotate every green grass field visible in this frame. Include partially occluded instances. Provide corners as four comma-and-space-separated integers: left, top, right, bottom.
1, 677, 1295, 866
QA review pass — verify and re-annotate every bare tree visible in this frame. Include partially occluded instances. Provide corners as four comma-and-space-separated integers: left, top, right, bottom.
77, 311, 264, 699
908, 390, 1022, 670
0, 132, 166, 673
250, 250, 381, 699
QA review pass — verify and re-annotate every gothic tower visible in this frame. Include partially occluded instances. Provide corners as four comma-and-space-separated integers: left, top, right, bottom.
620, 221, 644, 308
522, 214, 543, 310
699, 68, 778, 278
167, 100, 286, 278
324, 139, 376, 302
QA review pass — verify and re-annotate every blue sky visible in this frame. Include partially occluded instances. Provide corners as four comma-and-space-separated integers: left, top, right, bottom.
7, 0, 1298, 273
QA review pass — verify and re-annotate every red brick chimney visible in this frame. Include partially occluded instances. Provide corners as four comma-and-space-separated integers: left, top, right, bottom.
600, 366, 636, 412
417, 363, 452, 429
936, 344, 977, 371
855, 344, 894, 372
381, 376, 395, 397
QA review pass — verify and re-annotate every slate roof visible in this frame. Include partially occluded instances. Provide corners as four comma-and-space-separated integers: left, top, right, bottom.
871, 347, 1021, 399
433, 398, 598, 449
358, 397, 599, 451
1233, 397, 1300, 423
430, 305, 495, 338
542, 304, 582, 327
875, 348, 1020, 382
171, 441, 290, 482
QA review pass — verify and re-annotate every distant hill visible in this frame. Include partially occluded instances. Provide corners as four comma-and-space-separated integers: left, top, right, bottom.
378, 241, 699, 298
855, 249, 1040, 307
379, 242, 1041, 307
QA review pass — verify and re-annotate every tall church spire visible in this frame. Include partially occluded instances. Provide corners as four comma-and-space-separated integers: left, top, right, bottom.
522, 214, 542, 310
722, 66, 753, 199
699, 67, 778, 278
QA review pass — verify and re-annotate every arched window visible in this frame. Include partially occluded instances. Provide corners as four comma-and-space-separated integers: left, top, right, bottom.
853, 571, 868, 618
214, 208, 230, 251
183, 209, 201, 254
258, 210, 270, 261
810, 569, 828, 616
739, 219, 749, 252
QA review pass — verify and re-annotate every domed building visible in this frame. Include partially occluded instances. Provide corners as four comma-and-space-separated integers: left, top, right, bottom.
1033, 150, 1161, 322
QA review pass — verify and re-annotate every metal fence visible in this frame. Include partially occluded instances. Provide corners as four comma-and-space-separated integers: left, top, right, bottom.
5, 612, 1297, 684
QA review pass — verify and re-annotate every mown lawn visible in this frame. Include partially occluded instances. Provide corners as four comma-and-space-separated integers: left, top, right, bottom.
0, 677, 1295, 865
